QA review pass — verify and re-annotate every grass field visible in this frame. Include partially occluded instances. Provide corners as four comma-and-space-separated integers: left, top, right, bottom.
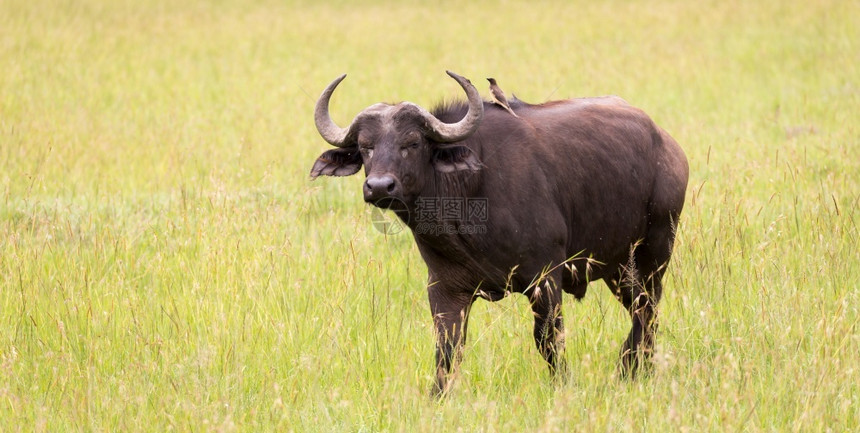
2, 0, 859, 431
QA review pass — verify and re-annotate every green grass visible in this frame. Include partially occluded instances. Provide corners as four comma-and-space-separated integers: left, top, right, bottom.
2, 0, 859, 430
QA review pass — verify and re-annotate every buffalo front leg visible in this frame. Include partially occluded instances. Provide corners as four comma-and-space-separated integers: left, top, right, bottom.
528, 271, 567, 380
428, 285, 473, 397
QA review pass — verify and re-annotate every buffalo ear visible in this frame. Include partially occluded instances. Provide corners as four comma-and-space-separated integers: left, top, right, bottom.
432, 145, 483, 173
310, 148, 363, 178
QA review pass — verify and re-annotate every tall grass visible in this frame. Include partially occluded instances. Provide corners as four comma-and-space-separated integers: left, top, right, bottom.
1, 0, 858, 430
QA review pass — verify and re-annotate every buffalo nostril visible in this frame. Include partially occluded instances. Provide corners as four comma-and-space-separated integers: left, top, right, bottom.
365, 175, 399, 200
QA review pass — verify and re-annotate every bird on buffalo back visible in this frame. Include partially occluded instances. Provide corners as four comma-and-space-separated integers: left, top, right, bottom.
487, 78, 519, 118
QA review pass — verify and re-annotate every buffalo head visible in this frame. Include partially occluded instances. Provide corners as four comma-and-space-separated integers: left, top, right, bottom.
310, 71, 484, 208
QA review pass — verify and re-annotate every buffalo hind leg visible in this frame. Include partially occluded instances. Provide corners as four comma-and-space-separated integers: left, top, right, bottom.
607, 245, 667, 378
428, 285, 474, 398
529, 270, 568, 381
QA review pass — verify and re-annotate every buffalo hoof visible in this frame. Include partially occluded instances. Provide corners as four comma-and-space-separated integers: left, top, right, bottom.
619, 349, 654, 380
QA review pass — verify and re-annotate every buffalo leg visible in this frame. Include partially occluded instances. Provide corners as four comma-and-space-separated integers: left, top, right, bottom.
428, 285, 473, 397
528, 271, 567, 379
608, 241, 668, 377
621, 274, 660, 377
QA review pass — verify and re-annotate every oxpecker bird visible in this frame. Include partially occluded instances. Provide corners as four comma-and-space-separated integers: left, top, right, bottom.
487, 78, 519, 118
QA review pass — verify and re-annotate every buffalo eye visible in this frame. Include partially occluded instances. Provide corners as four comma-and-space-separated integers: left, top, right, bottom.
399, 141, 419, 158
400, 141, 420, 158
358, 137, 374, 159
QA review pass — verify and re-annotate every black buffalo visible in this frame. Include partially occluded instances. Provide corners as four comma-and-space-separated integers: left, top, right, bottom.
310, 71, 689, 396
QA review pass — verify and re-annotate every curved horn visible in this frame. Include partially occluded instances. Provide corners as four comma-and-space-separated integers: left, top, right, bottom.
314, 74, 351, 147
417, 71, 484, 143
